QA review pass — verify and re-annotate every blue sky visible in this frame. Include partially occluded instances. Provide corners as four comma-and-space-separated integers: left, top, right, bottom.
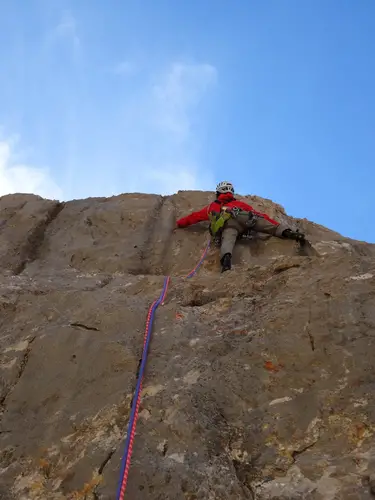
1, 1, 374, 242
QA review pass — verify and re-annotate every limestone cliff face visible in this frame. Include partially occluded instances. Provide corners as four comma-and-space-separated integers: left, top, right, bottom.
0, 191, 375, 500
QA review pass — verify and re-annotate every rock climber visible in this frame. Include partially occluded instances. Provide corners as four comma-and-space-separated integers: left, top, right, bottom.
176, 181, 305, 273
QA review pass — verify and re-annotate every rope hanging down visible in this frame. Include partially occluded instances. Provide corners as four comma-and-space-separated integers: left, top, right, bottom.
116, 240, 211, 500
186, 240, 211, 279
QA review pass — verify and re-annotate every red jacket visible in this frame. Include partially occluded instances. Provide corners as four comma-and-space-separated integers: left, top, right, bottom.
176, 193, 278, 228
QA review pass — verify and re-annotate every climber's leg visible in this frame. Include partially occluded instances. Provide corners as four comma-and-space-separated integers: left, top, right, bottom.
220, 226, 239, 259
252, 217, 288, 238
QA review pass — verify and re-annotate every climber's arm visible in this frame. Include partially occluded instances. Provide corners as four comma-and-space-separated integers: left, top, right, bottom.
176, 206, 209, 228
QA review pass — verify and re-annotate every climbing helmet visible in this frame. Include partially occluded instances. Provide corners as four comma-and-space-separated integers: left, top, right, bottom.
216, 181, 234, 194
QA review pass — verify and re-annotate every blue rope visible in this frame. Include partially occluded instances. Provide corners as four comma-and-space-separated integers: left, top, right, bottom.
116, 276, 170, 499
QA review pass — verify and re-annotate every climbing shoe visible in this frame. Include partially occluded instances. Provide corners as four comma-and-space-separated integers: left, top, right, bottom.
282, 229, 306, 244
220, 253, 232, 273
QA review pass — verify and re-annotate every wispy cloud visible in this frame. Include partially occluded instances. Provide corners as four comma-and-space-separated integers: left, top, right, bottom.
0, 0, 218, 201
53, 10, 81, 51
0, 138, 62, 200
44, 8, 81, 67
118, 61, 218, 195
152, 63, 217, 141
0, 61, 217, 201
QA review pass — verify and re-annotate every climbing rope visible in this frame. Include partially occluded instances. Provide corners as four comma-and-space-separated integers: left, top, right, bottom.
185, 240, 211, 279
116, 239, 211, 499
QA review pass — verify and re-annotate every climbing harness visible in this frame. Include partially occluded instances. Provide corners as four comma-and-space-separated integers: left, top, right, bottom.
116, 240, 211, 500
208, 205, 261, 246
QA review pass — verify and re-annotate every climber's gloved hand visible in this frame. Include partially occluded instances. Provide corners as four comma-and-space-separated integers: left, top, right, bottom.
282, 228, 306, 244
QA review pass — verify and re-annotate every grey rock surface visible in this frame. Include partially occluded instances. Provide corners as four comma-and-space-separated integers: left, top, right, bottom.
0, 191, 375, 499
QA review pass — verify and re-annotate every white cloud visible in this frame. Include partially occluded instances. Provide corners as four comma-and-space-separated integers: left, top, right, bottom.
121, 62, 218, 195
0, 139, 63, 200
0, 57, 217, 202
147, 166, 210, 195
152, 63, 217, 141
0, 2, 219, 201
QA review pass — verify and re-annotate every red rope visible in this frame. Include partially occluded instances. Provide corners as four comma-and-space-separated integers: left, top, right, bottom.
117, 242, 209, 498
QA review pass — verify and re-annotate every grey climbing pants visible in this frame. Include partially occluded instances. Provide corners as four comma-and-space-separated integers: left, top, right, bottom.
220, 213, 288, 258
